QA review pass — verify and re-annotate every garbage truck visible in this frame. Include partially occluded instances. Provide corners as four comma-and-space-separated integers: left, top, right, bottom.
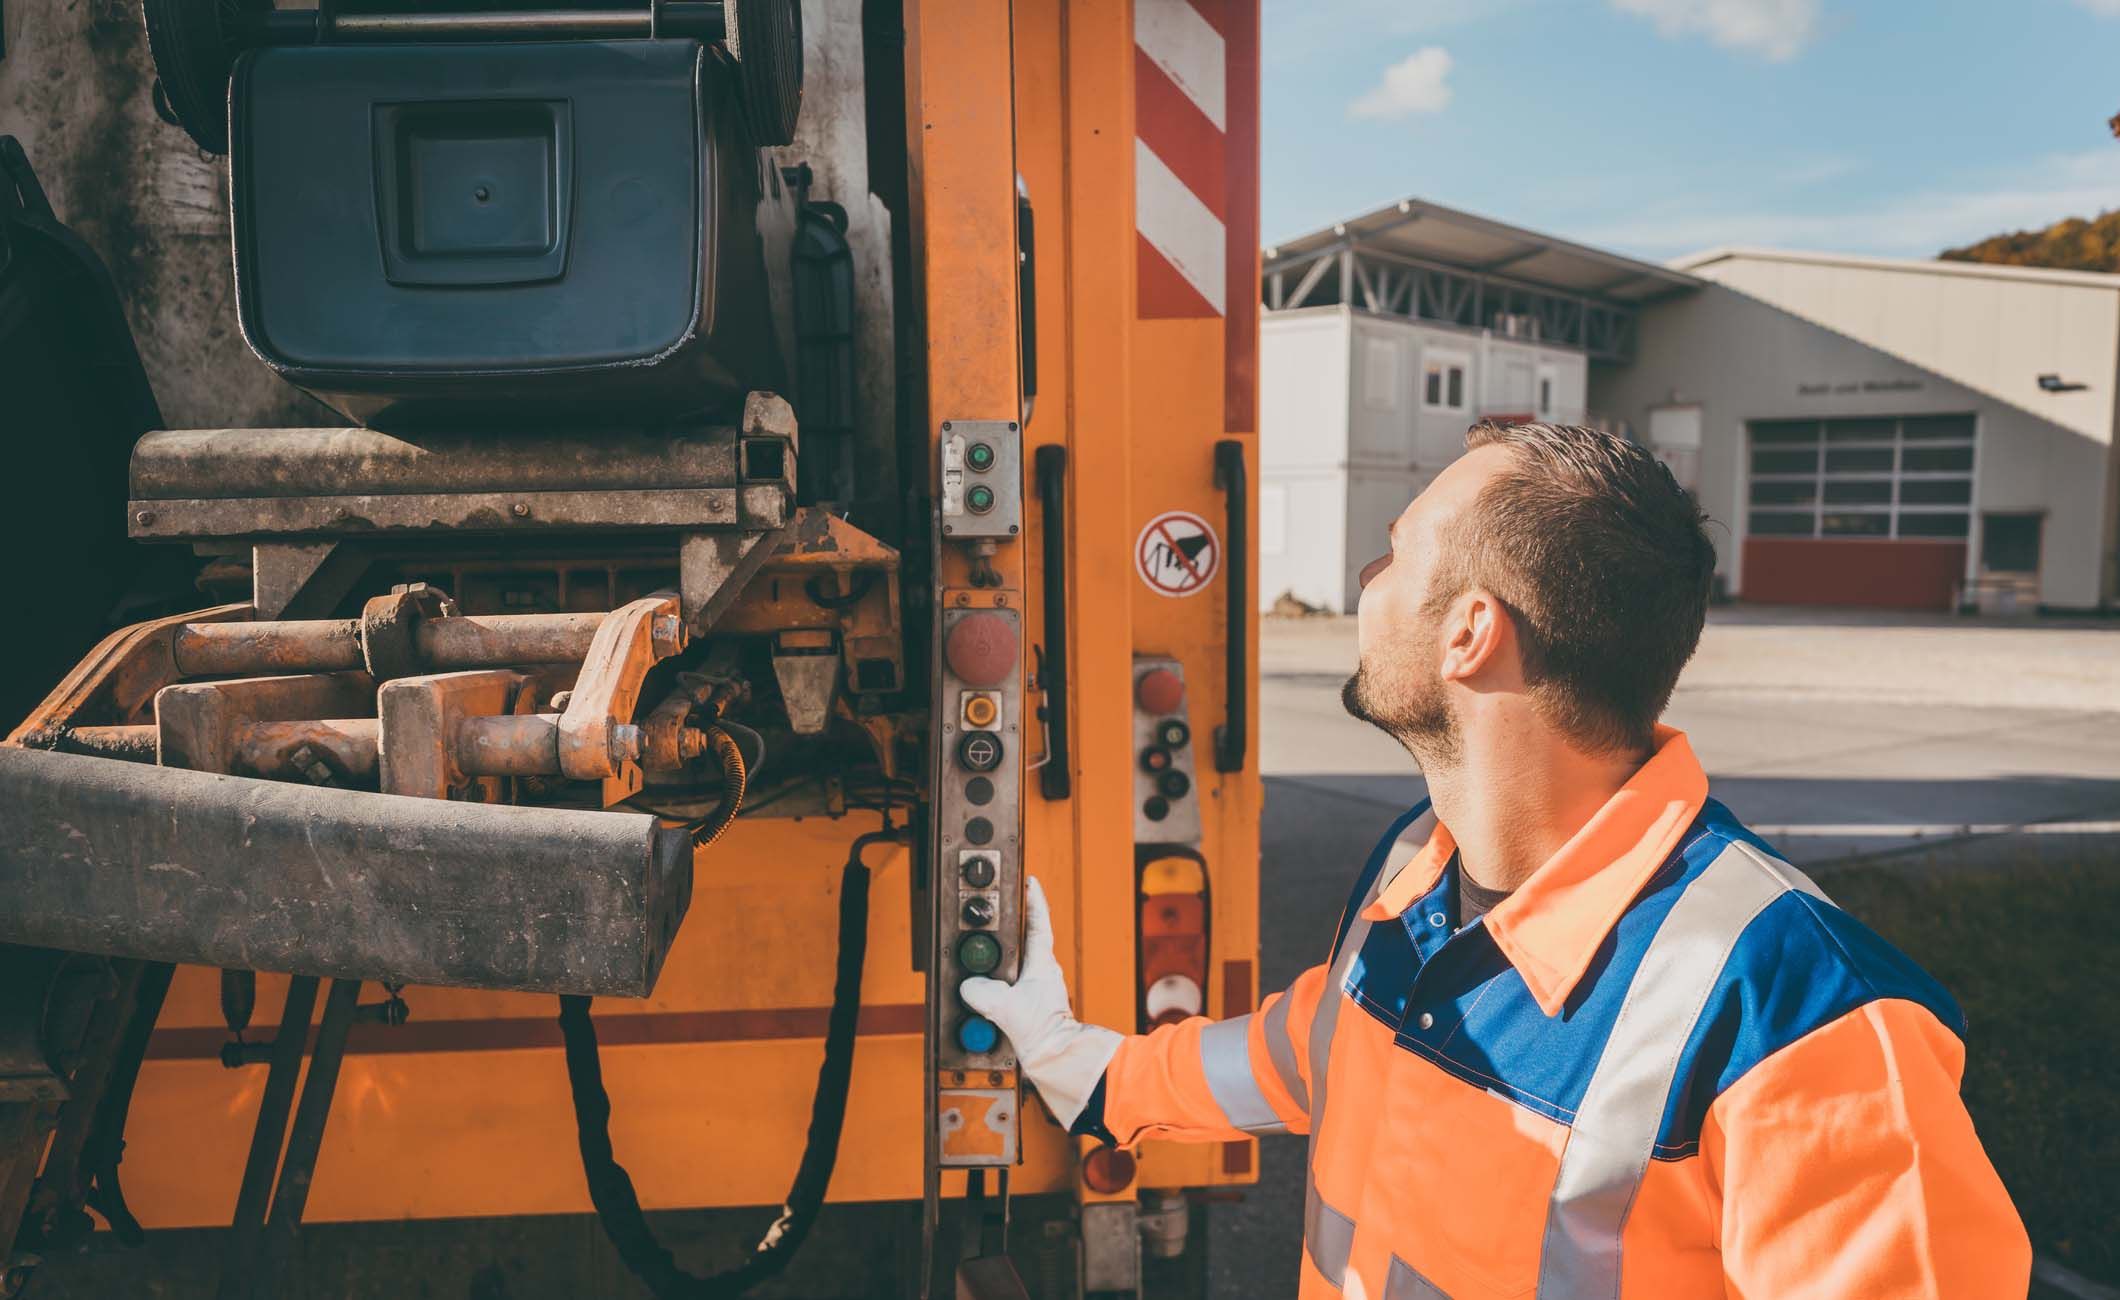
0, 0, 1262, 1294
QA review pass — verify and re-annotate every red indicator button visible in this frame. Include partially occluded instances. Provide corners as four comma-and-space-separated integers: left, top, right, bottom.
1136, 668, 1184, 715
946, 612, 1017, 688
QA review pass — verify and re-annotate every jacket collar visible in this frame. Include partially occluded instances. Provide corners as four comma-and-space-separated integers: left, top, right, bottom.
1366, 726, 1709, 1017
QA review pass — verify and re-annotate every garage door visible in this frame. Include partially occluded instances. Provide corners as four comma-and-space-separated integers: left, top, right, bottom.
1742, 414, 1974, 609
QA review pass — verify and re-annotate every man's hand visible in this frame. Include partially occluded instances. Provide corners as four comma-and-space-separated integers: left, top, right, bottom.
958, 877, 1122, 1132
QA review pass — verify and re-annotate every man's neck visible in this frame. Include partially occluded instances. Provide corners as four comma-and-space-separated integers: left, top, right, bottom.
1423, 725, 1649, 895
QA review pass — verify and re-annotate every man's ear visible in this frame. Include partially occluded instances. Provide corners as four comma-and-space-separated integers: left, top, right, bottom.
1438, 588, 1508, 684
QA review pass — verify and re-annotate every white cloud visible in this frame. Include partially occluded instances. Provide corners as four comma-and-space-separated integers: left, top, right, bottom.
1576, 149, 2120, 261
1348, 47, 1455, 121
1609, 0, 1821, 61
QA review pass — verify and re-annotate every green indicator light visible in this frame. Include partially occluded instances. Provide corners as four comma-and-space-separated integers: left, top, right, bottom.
967, 441, 997, 471
958, 932, 1002, 974
966, 484, 997, 514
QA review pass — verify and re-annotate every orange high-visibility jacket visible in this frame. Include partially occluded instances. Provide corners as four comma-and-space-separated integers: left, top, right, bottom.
1080, 730, 2029, 1297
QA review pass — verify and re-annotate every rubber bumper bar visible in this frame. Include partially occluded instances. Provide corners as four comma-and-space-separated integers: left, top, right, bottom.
0, 747, 692, 996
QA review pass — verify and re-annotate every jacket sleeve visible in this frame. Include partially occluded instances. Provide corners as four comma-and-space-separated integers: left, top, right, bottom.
1703, 997, 2030, 1299
1087, 963, 1330, 1146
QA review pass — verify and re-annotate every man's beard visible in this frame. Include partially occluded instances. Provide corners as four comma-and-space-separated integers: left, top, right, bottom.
1342, 653, 1459, 770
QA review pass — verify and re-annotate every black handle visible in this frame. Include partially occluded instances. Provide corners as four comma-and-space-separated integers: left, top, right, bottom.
1213, 440, 1248, 773
1016, 178, 1038, 418
1035, 445, 1070, 800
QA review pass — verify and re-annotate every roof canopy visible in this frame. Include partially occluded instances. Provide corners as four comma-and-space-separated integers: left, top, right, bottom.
1266, 197, 1699, 305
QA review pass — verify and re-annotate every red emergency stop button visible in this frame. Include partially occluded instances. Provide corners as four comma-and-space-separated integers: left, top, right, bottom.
1136, 668, 1183, 715
946, 612, 1017, 687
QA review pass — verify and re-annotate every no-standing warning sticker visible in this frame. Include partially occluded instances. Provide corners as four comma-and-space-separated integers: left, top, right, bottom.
1136, 510, 1221, 598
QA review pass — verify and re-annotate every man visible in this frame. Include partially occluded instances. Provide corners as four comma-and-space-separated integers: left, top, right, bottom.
963, 422, 2029, 1297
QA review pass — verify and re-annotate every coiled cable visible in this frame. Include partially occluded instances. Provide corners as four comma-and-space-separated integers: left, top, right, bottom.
558, 813, 904, 1298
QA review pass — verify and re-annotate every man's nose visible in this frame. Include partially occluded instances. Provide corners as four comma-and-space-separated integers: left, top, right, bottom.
1357, 554, 1387, 589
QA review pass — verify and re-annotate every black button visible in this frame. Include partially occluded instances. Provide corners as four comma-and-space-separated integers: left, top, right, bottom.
1139, 746, 1172, 773
957, 731, 1004, 772
1156, 719, 1190, 748
960, 854, 997, 887
1157, 770, 1191, 799
965, 775, 995, 805
1143, 796, 1170, 821
962, 896, 998, 927
965, 817, 995, 845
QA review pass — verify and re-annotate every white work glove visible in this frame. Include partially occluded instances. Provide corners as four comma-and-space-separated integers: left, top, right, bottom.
959, 877, 1123, 1132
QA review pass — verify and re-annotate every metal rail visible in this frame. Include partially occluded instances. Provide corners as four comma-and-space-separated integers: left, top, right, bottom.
241, 2, 727, 45
170, 611, 607, 678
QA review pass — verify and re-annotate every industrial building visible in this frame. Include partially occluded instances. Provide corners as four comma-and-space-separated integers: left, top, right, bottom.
1260, 201, 2120, 614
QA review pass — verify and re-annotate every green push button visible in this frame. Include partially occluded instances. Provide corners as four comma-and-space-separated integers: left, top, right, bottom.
966, 484, 996, 514
958, 932, 1002, 974
967, 441, 997, 471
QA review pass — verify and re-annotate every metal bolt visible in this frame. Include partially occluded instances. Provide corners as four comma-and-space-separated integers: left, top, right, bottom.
652, 613, 685, 657
942, 421, 954, 432
611, 724, 643, 764
988, 1070, 1005, 1087
995, 594, 1008, 607
332, 506, 351, 522
133, 509, 155, 527
304, 762, 332, 784
511, 502, 531, 518
955, 593, 971, 606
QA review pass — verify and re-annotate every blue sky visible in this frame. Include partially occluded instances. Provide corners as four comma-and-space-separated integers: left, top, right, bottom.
1263, 0, 2120, 262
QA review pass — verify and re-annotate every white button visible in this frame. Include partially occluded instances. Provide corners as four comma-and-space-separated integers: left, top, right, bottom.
1417, 1012, 1435, 1030
1428, 911, 1447, 928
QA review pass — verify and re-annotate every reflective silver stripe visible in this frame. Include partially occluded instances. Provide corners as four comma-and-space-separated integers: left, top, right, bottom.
1304, 1176, 1357, 1287
1198, 1015, 1286, 1134
1375, 808, 1438, 897
1536, 842, 1811, 1300
1384, 1256, 1453, 1299
1302, 864, 1386, 1290
1261, 985, 1309, 1114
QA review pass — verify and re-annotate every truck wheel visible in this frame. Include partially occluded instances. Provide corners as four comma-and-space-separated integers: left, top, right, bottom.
141, 0, 267, 154
726, 0, 804, 146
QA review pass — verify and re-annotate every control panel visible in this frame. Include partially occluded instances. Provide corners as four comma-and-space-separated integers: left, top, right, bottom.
938, 419, 1023, 541
1132, 658, 1203, 845
931, 417, 1027, 1170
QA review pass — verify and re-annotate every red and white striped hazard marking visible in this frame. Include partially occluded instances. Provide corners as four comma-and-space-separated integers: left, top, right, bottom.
1134, 0, 1259, 431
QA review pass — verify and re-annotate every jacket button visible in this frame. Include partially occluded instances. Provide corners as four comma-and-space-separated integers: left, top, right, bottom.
1417, 1012, 1435, 1031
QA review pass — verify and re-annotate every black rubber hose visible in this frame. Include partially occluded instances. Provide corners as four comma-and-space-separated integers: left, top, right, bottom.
82, 960, 176, 1246
690, 726, 750, 848
559, 816, 902, 1298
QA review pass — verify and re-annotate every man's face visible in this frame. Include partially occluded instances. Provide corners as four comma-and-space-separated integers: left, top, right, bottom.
1342, 445, 1513, 766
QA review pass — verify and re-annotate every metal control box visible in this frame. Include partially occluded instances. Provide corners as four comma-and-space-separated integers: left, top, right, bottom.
1133, 657, 1204, 846
937, 419, 1023, 540
932, 603, 1026, 1167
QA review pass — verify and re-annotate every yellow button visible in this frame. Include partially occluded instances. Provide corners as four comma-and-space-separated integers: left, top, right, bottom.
963, 693, 999, 729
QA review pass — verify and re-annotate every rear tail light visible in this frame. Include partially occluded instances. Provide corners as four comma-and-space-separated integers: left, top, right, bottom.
1139, 850, 1209, 1030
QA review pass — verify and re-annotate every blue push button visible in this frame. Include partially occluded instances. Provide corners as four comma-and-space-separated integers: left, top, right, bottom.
957, 1015, 1001, 1055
